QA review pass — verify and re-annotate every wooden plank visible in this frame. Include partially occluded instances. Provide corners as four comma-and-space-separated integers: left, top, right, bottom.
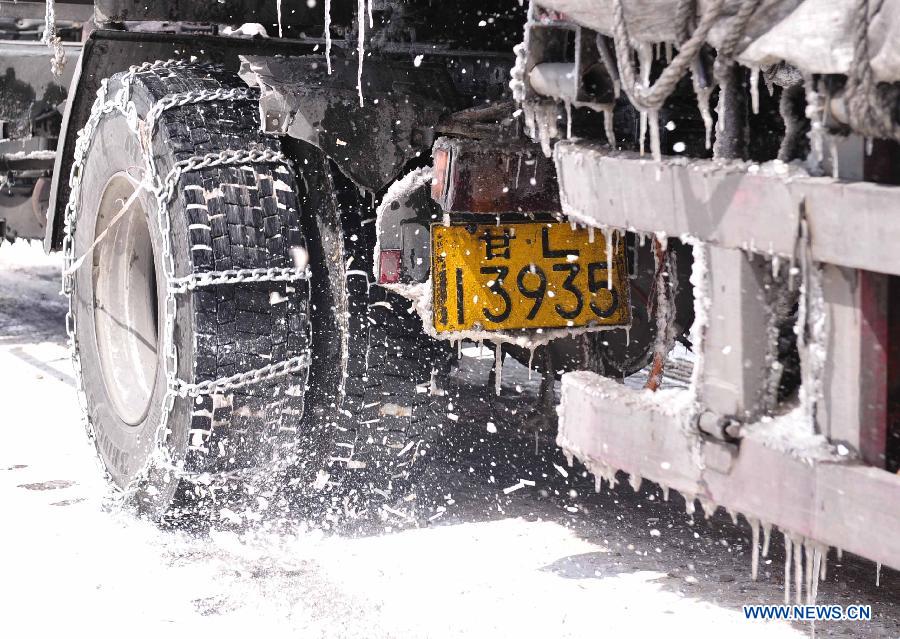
559, 371, 900, 570
554, 142, 900, 276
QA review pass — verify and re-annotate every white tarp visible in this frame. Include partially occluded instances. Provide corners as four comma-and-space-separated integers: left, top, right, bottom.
536, 0, 900, 83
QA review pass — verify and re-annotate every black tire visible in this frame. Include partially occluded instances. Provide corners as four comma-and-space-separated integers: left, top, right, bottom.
72, 64, 318, 517
293, 143, 452, 514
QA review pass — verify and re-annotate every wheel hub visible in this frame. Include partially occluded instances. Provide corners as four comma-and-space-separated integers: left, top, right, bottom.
92, 173, 160, 426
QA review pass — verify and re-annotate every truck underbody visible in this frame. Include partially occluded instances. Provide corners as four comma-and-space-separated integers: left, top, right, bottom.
1, 0, 898, 598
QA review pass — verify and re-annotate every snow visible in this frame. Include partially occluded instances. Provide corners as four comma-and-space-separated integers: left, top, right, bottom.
0, 353, 805, 636
222, 23, 269, 37
2, 243, 898, 637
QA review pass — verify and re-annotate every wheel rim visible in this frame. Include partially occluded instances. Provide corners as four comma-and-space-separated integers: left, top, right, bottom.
92, 173, 161, 426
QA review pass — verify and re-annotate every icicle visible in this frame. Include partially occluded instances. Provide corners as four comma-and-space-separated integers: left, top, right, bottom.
750, 517, 760, 581
699, 497, 716, 519
276, 0, 284, 37
695, 85, 714, 150
762, 522, 772, 557
794, 536, 803, 604
805, 80, 826, 169
866, 137, 874, 156
639, 112, 648, 156
661, 485, 669, 501
526, 103, 559, 158
41, 0, 66, 76
456, 339, 462, 360
837, 548, 843, 560
594, 474, 604, 493
637, 43, 652, 157
357, 0, 366, 106
527, 346, 535, 380
625, 326, 631, 347
805, 542, 814, 603
820, 549, 828, 581
602, 106, 615, 148
728, 509, 738, 526
324, 0, 333, 74
605, 465, 618, 488
811, 546, 823, 617
648, 109, 661, 163
684, 494, 696, 516
368, 0, 373, 27
604, 229, 614, 290
628, 473, 642, 493
494, 342, 503, 396
588, 226, 595, 244
784, 533, 793, 604
829, 136, 839, 179
638, 43, 652, 87
876, 562, 882, 587
565, 101, 573, 139
666, 42, 674, 64
749, 66, 760, 115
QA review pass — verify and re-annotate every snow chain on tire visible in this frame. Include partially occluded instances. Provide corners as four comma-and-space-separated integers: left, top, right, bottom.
306, 160, 454, 514
62, 60, 313, 513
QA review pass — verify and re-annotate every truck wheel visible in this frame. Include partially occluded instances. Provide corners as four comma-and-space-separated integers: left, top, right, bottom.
69, 64, 318, 518
294, 145, 452, 516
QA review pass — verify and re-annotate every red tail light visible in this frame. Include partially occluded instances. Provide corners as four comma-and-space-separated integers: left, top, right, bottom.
432, 147, 450, 201
378, 249, 402, 284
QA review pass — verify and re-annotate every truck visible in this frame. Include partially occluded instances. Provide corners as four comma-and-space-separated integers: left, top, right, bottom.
1, 0, 898, 601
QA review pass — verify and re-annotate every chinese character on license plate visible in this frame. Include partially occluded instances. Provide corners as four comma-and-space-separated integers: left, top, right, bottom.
431, 222, 630, 333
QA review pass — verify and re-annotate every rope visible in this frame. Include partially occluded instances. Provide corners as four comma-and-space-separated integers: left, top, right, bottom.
845, 0, 900, 140
717, 0, 763, 60
674, 0, 697, 44
63, 173, 149, 277
610, 0, 767, 115
611, 0, 725, 111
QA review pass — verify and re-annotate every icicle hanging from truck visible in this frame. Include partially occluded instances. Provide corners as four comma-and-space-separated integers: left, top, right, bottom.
357, 0, 366, 106
276, 0, 283, 37
325, 0, 333, 74
41, 0, 66, 76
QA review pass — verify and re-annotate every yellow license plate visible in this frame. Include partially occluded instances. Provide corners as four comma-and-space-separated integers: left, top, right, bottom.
432, 222, 630, 333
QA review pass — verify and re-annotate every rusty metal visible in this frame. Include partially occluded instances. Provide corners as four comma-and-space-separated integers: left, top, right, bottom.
644, 237, 668, 392
859, 270, 889, 468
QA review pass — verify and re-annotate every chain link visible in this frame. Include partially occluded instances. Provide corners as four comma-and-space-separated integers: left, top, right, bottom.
169, 266, 310, 293
144, 87, 256, 137
171, 353, 312, 398
142, 87, 257, 175
61, 59, 309, 493
162, 148, 287, 201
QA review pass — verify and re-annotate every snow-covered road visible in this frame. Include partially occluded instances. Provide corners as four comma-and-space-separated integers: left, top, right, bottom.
1, 241, 897, 638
